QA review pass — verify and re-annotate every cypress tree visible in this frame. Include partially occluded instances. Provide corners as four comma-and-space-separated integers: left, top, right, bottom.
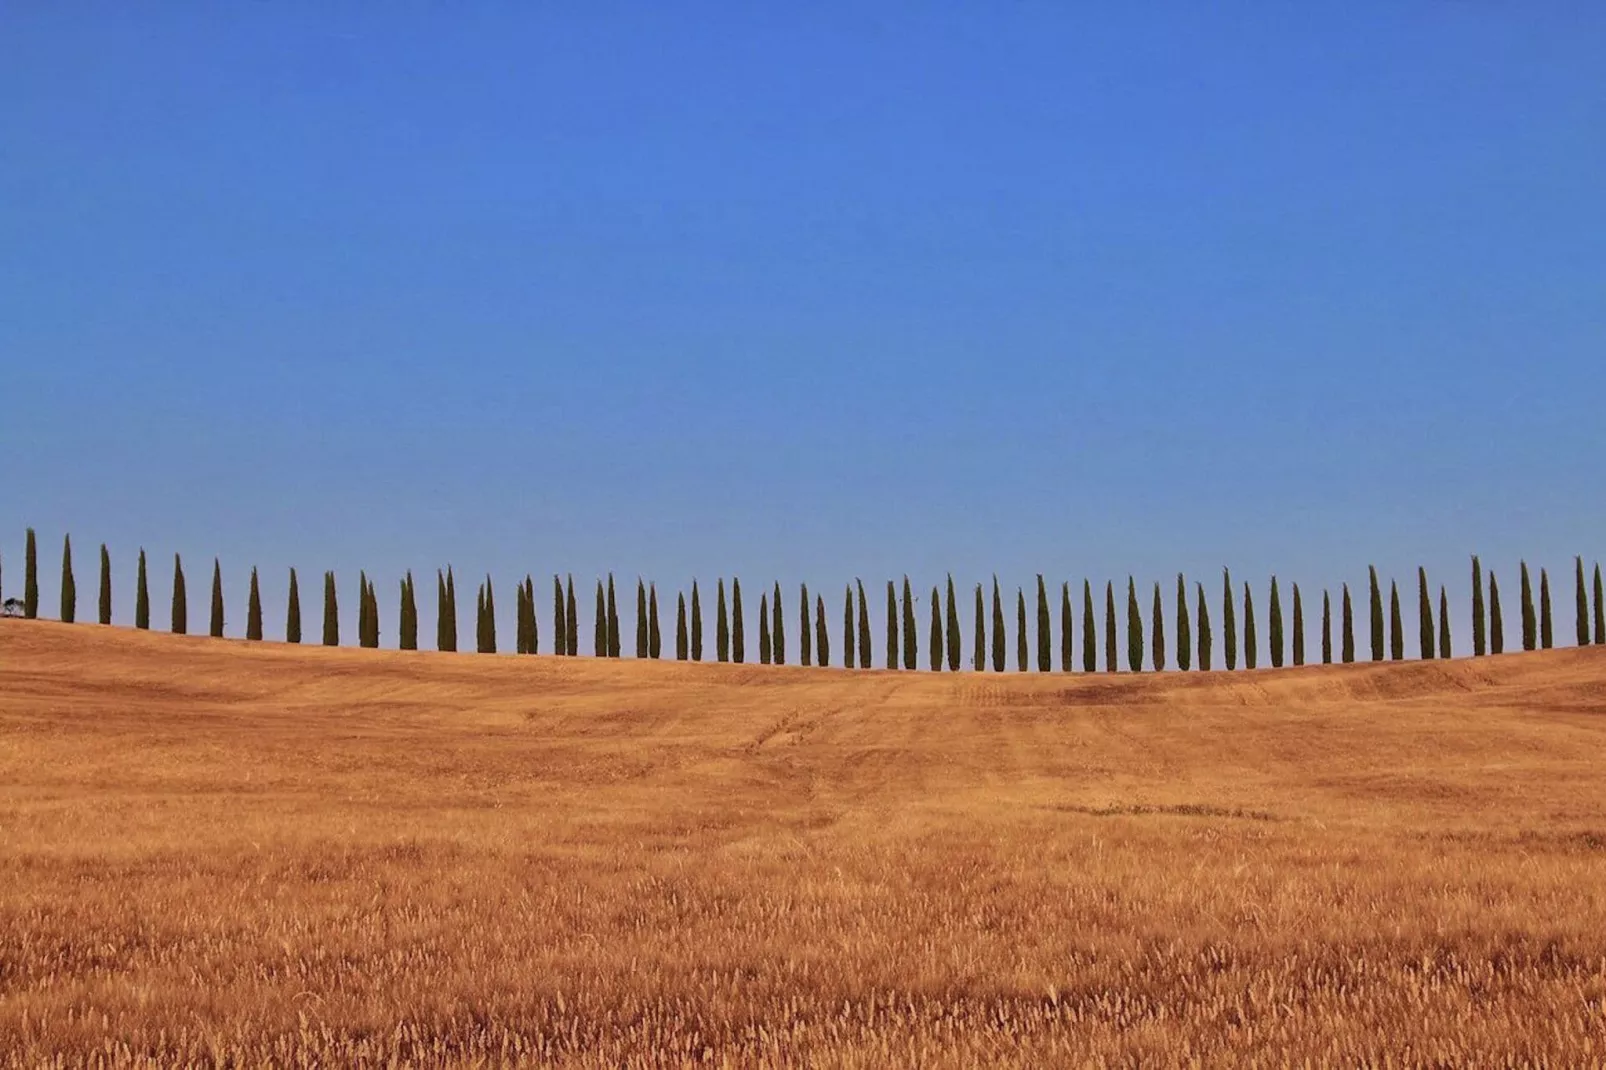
1268, 577, 1283, 668
1036, 575, 1052, 672
972, 583, 985, 671
59, 535, 75, 623
731, 578, 745, 663
401, 572, 418, 650
1175, 574, 1191, 671
856, 581, 871, 667
566, 576, 578, 656
1576, 557, 1590, 646
209, 558, 224, 638
992, 577, 1006, 672
247, 568, 263, 640
1471, 556, 1487, 657
321, 570, 336, 646
1124, 578, 1142, 672
1151, 581, 1165, 672
439, 572, 450, 652
98, 544, 111, 625
1321, 589, 1332, 665
553, 576, 567, 657
1595, 564, 1604, 646
676, 592, 688, 660
947, 575, 963, 672
649, 583, 661, 659
1222, 569, 1237, 671
816, 594, 830, 667
444, 567, 458, 653
1197, 581, 1213, 671
1242, 582, 1257, 670
136, 550, 151, 630
759, 591, 772, 664
1388, 581, 1403, 661
901, 577, 915, 670
1417, 568, 1434, 660
886, 581, 899, 670
1439, 586, 1451, 659
691, 580, 704, 661
1368, 566, 1384, 662
484, 576, 497, 654
1291, 583, 1305, 667
1083, 580, 1097, 672
607, 574, 620, 658
1016, 588, 1028, 672
799, 583, 811, 667
285, 567, 299, 643
636, 579, 649, 658
1539, 568, 1553, 650
360, 572, 372, 648
1104, 581, 1117, 673
773, 582, 785, 666
845, 584, 857, 670
1490, 572, 1505, 654
1341, 584, 1355, 663
24, 528, 38, 619
367, 576, 383, 649
929, 585, 942, 671
1060, 581, 1074, 672
529, 577, 540, 653
475, 585, 486, 653
1520, 562, 1536, 652
717, 580, 730, 662
595, 580, 608, 656
171, 554, 188, 635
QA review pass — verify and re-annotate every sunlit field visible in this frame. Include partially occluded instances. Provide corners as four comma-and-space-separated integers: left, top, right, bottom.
3, 620, 1604, 1066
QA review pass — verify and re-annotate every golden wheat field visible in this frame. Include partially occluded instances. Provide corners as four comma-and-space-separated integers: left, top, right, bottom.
1, 620, 1605, 1067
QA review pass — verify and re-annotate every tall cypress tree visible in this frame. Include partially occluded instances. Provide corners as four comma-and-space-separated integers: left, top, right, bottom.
929, 585, 942, 671
1519, 562, 1536, 652
758, 592, 772, 664
1291, 583, 1305, 667
566, 576, 578, 656
900, 577, 915, 670
606, 574, 620, 658
529, 577, 540, 653
1471, 556, 1487, 657
553, 577, 567, 657
444, 567, 459, 653
816, 594, 830, 667
845, 584, 857, 669
475, 585, 486, 653
1341, 584, 1355, 663
484, 576, 497, 654
799, 583, 811, 667
401, 572, 418, 651
676, 592, 689, 660
972, 583, 985, 671
439, 572, 451, 652
1036, 575, 1052, 672
1595, 564, 1604, 646
856, 580, 871, 668
59, 535, 76, 624
1388, 581, 1403, 661
1060, 581, 1074, 672
1320, 589, 1332, 665
991, 577, 1006, 672
1016, 588, 1028, 672
98, 544, 111, 626
1222, 569, 1237, 671
886, 581, 899, 670
321, 570, 337, 646
1417, 568, 1434, 660
1175, 574, 1191, 671
1242, 582, 1257, 670
1151, 581, 1165, 672
360, 572, 372, 648
1490, 571, 1505, 654
1539, 568, 1553, 650
23, 528, 39, 619
1439, 587, 1452, 659
209, 558, 224, 638
649, 583, 661, 659
1268, 577, 1283, 668
691, 580, 703, 661
947, 575, 962, 672
773, 582, 785, 666
716, 580, 730, 662
1083, 580, 1097, 673
595, 580, 608, 657
1125, 578, 1142, 672
285, 567, 299, 643
171, 554, 188, 635
1576, 557, 1590, 647
1197, 581, 1213, 671
1368, 566, 1384, 662
636, 579, 649, 658
136, 549, 151, 630
247, 568, 263, 640
1104, 581, 1117, 673
731, 578, 745, 663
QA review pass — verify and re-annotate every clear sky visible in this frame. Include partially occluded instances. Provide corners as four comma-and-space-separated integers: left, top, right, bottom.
3, 5, 1603, 653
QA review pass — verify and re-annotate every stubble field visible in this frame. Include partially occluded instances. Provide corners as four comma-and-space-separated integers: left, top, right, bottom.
2, 620, 1604, 1066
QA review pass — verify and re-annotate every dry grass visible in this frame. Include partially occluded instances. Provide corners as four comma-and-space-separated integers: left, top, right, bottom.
2, 620, 1605, 1067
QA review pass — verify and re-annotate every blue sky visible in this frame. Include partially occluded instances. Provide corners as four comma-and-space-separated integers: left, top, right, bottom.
3, 5, 1603, 653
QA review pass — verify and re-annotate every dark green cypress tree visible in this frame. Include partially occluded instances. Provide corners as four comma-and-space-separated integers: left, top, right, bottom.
1388, 581, 1403, 661
1291, 583, 1305, 667
636, 579, 649, 658
676, 592, 688, 660
321, 570, 336, 646
1519, 562, 1536, 652
475, 585, 486, 653
758, 591, 772, 664
844, 584, 857, 669
649, 583, 661, 659
1151, 581, 1165, 672
444, 567, 459, 653
439, 571, 451, 652
799, 583, 811, 667
1490, 571, 1505, 654
972, 583, 985, 671
565, 576, 578, 655
929, 585, 942, 671
1082, 580, 1097, 673
607, 574, 620, 658
816, 594, 830, 668
1104, 581, 1117, 673
1060, 581, 1074, 672
1196, 581, 1212, 671
360, 571, 372, 648
1539, 568, 1553, 650
23, 528, 38, 619
59, 535, 75, 623
773, 582, 785, 666
856, 581, 871, 668
529, 577, 540, 653
209, 558, 224, 638
1016, 588, 1028, 672
1321, 589, 1332, 665
1576, 557, 1590, 647
247, 568, 263, 641
1439, 587, 1451, 659
1124, 578, 1142, 672
1368, 566, 1385, 662
1175, 574, 1191, 672
992, 577, 1007, 672
98, 544, 111, 625
171, 554, 188, 635
716, 580, 730, 662
901, 577, 915, 670
886, 581, 899, 670
1267, 577, 1283, 668
136, 549, 151, 630
1418, 568, 1434, 660
369, 577, 383, 649
1242, 582, 1257, 670
1471, 556, 1487, 657
553, 577, 567, 657
1595, 564, 1604, 646
1222, 569, 1237, 671
731, 578, 745, 663
285, 567, 299, 643
595, 580, 608, 656
691, 580, 704, 661
1341, 584, 1355, 663
401, 572, 418, 651
1036, 575, 1051, 672
947, 575, 963, 672
484, 576, 497, 654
